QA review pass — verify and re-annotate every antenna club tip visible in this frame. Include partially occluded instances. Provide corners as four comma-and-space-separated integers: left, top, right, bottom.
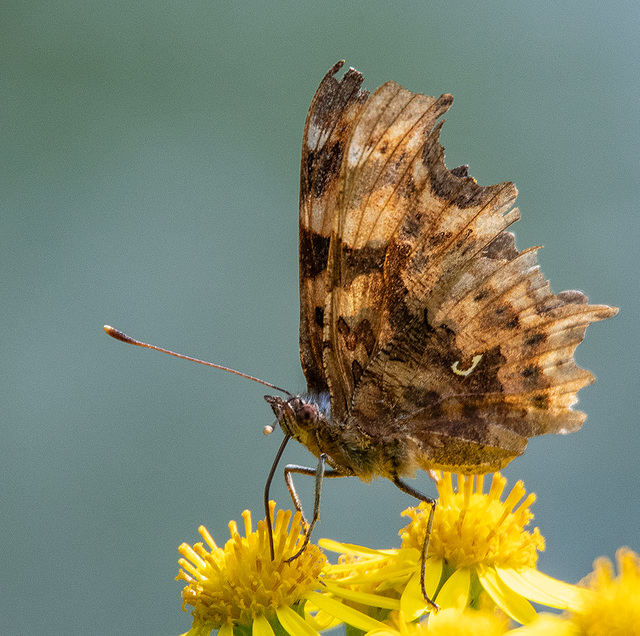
263, 425, 274, 436
104, 325, 135, 344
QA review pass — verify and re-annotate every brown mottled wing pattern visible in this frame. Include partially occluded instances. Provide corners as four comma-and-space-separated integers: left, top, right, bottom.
310, 65, 617, 472
299, 61, 369, 394
349, 231, 617, 473
322, 79, 520, 421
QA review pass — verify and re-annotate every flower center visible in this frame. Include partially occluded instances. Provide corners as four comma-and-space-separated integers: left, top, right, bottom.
400, 473, 544, 570
177, 504, 326, 630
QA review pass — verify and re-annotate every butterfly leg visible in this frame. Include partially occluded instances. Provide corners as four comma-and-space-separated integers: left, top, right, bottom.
284, 455, 343, 561
393, 476, 439, 610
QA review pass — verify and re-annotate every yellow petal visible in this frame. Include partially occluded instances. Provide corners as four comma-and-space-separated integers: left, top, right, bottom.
305, 591, 388, 632
436, 568, 470, 609
303, 606, 340, 632
319, 539, 393, 557
275, 606, 321, 636
401, 572, 427, 621
478, 566, 537, 625
400, 558, 442, 621
322, 580, 401, 610
330, 563, 417, 583
252, 614, 275, 636
496, 567, 591, 611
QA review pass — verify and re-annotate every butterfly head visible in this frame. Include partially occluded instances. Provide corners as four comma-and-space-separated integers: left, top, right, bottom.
264, 395, 326, 451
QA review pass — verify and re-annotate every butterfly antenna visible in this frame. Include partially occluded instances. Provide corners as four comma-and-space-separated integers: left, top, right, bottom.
104, 325, 292, 396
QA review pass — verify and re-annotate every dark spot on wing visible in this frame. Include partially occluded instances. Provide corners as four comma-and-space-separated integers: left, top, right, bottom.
351, 359, 364, 385
429, 231, 451, 247
402, 386, 443, 418
337, 317, 357, 351
336, 239, 387, 285
450, 164, 469, 178
530, 394, 550, 409
306, 140, 345, 199
399, 209, 423, 239
525, 333, 546, 348
505, 316, 520, 329
355, 318, 376, 356
299, 228, 330, 279
385, 241, 414, 330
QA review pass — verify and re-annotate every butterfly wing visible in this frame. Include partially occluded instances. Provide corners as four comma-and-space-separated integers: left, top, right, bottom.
299, 61, 369, 394
322, 78, 520, 421
348, 228, 617, 473
313, 68, 616, 472
303, 64, 616, 472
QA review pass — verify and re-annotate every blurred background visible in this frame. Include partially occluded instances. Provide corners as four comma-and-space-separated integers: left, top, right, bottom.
2, 1, 638, 634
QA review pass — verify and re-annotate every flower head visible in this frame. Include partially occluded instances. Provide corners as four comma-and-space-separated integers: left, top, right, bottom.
426, 607, 510, 636
365, 607, 510, 636
323, 473, 585, 628
573, 547, 640, 634
176, 502, 326, 636
513, 548, 640, 636
401, 472, 543, 570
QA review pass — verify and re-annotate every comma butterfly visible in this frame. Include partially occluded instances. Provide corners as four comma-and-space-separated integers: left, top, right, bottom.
106, 61, 617, 603
265, 61, 616, 598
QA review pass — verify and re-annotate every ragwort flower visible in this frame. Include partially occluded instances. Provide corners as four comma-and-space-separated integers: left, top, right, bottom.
322, 472, 585, 629
176, 502, 327, 636
573, 547, 640, 635
399, 472, 586, 623
510, 547, 640, 636
176, 502, 389, 636
365, 606, 511, 636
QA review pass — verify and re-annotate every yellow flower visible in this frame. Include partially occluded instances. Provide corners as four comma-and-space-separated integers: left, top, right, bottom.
506, 613, 580, 635
322, 473, 586, 627
401, 472, 542, 570
176, 502, 390, 636
365, 607, 511, 636
425, 607, 510, 636
573, 547, 640, 635
176, 502, 326, 636
510, 548, 640, 636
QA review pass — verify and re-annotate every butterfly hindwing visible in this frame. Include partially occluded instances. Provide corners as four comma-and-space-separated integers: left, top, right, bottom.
348, 229, 617, 473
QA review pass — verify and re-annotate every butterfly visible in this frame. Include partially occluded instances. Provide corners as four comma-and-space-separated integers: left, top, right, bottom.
262, 60, 616, 598
105, 60, 617, 604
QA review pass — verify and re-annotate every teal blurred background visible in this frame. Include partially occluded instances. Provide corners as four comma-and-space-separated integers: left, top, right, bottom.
2, 1, 638, 634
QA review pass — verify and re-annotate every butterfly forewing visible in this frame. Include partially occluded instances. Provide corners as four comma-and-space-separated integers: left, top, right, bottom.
321, 82, 458, 420
299, 61, 368, 395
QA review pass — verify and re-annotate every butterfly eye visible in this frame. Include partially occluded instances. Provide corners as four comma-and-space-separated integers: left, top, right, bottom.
298, 403, 318, 424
